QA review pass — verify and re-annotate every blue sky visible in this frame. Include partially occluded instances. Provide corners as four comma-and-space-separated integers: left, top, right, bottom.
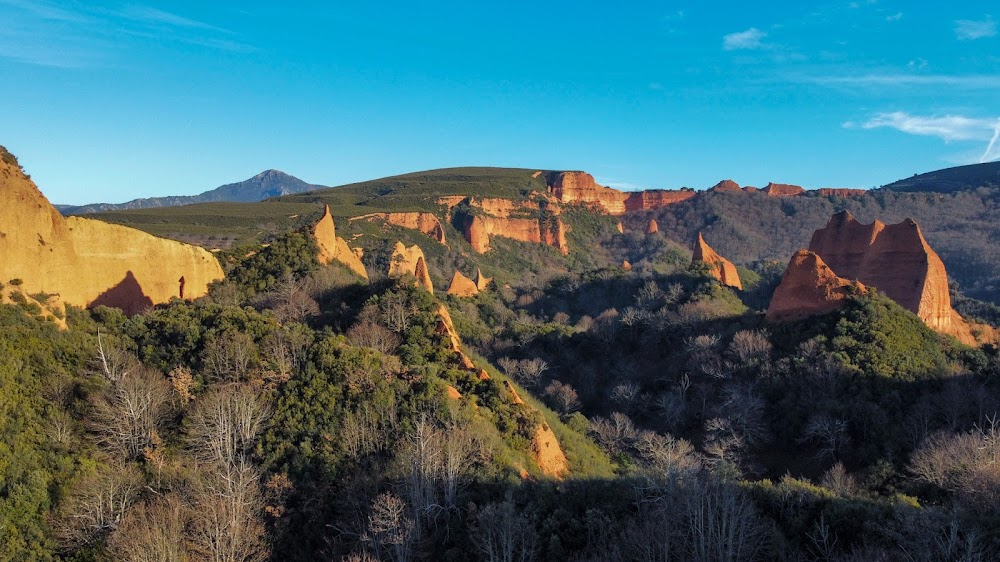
0, 1, 997, 204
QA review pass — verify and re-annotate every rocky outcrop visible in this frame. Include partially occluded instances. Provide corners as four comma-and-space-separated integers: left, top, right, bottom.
0, 156, 224, 315
622, 260, 632, 271
447, 271, 479, 297
475, 269, 492, 291
806, 211, 972, 342
351, 212, 446, 244
816, 188, 867, 198
709, 179, 743, 192
693, 233, 742, 289
545, 171, 695, 214
768, 211, 974, 344
624, 189, 696, 211
545, 171, 629, 215
388, 242, 434, 293
763, 182, 806, 197
616, 222, 624, 234
452, 198, 569, 255
533, 423, 569, 478
645, 219, 659, 235
765, 251, 866, 322
434, 304, 474, 369
312, 206, 369, 280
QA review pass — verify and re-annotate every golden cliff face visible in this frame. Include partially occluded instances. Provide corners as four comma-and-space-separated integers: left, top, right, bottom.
450, 197, 570, 256
0, 157, 224, 315
388, 241, 434, 293
768, 211, 974, 344
312, 206, 369, 280
765, 250, 866, 323
692, 233, 742, 290
351, 211, 446, 245
446, 270, 479, 297
545, 171, 695, 215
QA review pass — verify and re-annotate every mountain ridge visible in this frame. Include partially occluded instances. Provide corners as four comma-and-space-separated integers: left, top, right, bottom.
59, 169, 326, 214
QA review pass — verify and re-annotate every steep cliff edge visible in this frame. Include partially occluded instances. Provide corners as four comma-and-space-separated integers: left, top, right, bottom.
450, 197, 569, 255
312, 206, 369, 280
350, 212, 446, 245
0, 150, 223, 314
766, 251, 866, 322
769, 211, 974, 344
693, 233, 742, 289
388, 242, 434, 293
544, 171, 695, 214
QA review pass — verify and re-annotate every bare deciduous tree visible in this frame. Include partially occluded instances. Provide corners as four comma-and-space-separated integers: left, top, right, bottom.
364, 493, 413, 562
55, 461, 144, 548
472, 495, 538, 562
89, 367, 170, 460
347, 321, 402, 354
106, 495, 187, 562
186, 385, 271, 467
202, 331, 258, 383
590, 412, 638, 455
189, 459, 269, 562
544, 380, 581, 414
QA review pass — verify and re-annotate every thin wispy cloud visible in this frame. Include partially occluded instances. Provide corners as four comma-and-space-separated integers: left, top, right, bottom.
954, 17, 996, 40
806, 73, 1000, 89
723, 28, 767, 51
0, 2, 253, 67
849, 112, 1000, 163
885, 12, 903, 22
116, 5, 228, 33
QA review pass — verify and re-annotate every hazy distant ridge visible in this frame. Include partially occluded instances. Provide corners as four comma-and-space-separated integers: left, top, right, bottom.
60, 169, 326, 214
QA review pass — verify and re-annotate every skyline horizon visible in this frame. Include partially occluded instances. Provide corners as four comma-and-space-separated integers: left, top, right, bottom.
3, 1, 997, 205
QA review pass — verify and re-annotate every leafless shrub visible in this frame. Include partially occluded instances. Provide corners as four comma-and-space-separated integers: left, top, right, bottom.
364, 493, 414, 562
89, 367, 170, 460
471, 495, 538, 562
186, 385, 271, 467
106, 495, 187, 562
590, 412, 638, 455
55, 461, 144, 548
348, 321, 402, 354
544, 380, 581, 414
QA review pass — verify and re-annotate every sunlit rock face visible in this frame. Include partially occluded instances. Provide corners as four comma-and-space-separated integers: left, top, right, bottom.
0, 153, 223, 315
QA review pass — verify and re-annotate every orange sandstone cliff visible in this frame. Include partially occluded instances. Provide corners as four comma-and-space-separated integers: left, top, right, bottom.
544, 171, 695, 215
767, 211, 973, 344
475, 269, 492, 291
763, 182, 806, 197
693, 233, 742, 289
312, 206, 369, 280
806, 211, 971, 342
351, 212, 446, 245
0, 155, 224, 315
450, 197, 569, 255
645, 219, 659, 235
765, 251, 866, 322
388, 241, 434, 293
446, 271, 479, 297
816, 188, 867, 198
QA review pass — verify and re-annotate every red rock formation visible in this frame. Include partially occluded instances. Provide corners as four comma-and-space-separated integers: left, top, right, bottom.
434, 304, 474, 369
709, 179, 742, 192
533, 423, 569, 478
455, 198, 569, 255
806, 211, 972, 342
312, 206, 369, 280
388, 241, 433, 293
545, 171, 629, 215
351, 212, 446, 244
622, 260, 632, 272
475, 269, 492, 291
765, 250, 867, 322
817, 188, 868, 198
624, 189, 696, 211
616, 222, 624, 234
645, 219, 659, 234
447, 271, 479, 297
693, 233, 742, 289
763, 182, 806, 197
0, 156, 223, 314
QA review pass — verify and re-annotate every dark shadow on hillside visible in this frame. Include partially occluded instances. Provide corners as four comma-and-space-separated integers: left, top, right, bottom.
89, 271, 154, 316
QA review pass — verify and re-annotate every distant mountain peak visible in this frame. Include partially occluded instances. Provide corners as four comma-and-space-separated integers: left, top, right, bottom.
60, 170, 328, 215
